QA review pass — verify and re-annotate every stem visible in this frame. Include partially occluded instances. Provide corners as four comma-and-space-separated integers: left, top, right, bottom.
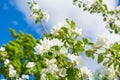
95, 52, 110, 59
41, 21, 48, 33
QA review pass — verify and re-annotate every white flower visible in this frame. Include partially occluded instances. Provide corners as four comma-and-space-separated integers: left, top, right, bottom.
26, 62, 35, 68
22, 74, 29, 79
59, 68, 67, 77
34, 44, 44, 55
76, 56, 84, 67
34, 38, 51, 55
114, 20, 120, 27
104, 67, 117, 79
99, 67, 118, 80
80, 67, 93, 80
9, 64, 16, 78
34, 37, 63, 55
60, 47, 68, 55
72, 27, 82, 36
45, 59, 56, 66
67, 54, 84, 67
0, 46, 5, 51
67, 54, 77, 63
93, 35, 108, 49
51, 38, 64, 47
40, 37, 52, 52
30, 12, 39, 20
9, 65, 14, 70
116, 6, 120, 11
4, 59, 10, 65
41, 64, 58, 74
51, 21, 69, 34
51, 26, 61, 34
41, 59, 58, 74
43, 11, 50, 22
47, 64, 58, 74
83, 0, 95, 9
9, 69, 16, 77
31, 4, 40, 11
41, 73, 47, 80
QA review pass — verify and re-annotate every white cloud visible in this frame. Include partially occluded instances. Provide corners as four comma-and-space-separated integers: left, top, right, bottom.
13, 0, 119, 42
13, 0, 119, 71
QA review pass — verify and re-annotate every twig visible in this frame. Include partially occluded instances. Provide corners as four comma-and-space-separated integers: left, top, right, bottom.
41, 21, 48, 34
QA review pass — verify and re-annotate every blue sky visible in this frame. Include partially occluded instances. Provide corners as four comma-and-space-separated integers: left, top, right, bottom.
0, 0, 120, 72
0, 0, 44, 46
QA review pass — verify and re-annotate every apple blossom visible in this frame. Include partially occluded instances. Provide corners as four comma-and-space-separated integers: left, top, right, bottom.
114, 20, 120, 27
92, 35, 108, 49
0, 46, 5, 51
67, 54, 84, 67
73, 27, 82, 36
34, 37, 64, 55
80, 67, 94, 80
41, 64, 58, 74
42, 11, 50, 22
34, 43, 44, 55
30, 12, 39, 20
58, 68, 67, 77
9, 69, 16, 77
9, 65, 14, 70
31, 4, 40, 11
26, 62, 35, 68
45, 59, 56, 66
98, 67, 118, 80
116, 6, 120, 11
51, 21, 69, 34
60, 47, 68, 55
83, 0, 95, 9
41, 59, 58, 75
41, 73, 47, 80
9, 65, 16, 77
4, 59, 10, 65
17, 78, 23, 80
22, 74, 29, 79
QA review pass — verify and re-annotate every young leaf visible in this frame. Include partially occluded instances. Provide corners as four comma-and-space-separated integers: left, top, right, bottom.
97, 54, 104, 64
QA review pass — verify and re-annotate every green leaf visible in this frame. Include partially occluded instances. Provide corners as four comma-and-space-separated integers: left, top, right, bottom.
74, 41, 84, 52
9, 28, 17, 38
70, 21, 76, 29
67, 68, 79, 80
85, 50, 95, 59
27, 2, 31, 4
97, 54, 104, 64
99, 0, 103, 3
82, 37, 89, 45
78, 4, 81, 8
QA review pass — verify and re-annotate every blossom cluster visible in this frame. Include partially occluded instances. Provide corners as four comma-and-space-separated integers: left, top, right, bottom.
105, 6, 120, 33
73, 0, 97, 10
51, 21, 82, 36
0, 46, 5, 51
73, 0, 120, 33
34, 37, 64, 55
98, 67, 119, 80
92, 35, 108, 49
28, 1, 50, 23
33, 19, 95, 80
80, 67, 93, 80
